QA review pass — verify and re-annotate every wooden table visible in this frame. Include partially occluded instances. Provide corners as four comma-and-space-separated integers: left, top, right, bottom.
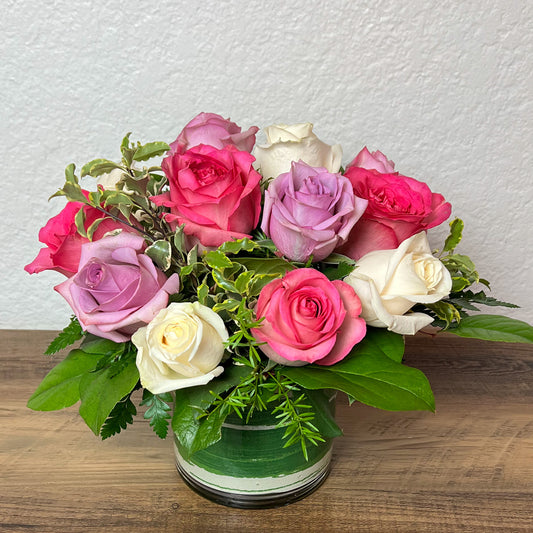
1, 330, 532, 532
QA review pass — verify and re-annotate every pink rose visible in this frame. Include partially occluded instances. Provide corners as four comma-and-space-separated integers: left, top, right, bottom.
261, 161, 368, 262
169, 112, 258, 154
338, 164, 451, 260
348, 147, 395, 174
153, 144, 262, 248
251, 269, 366, 366
55, 233, 180, 342
24, 194, 130, 277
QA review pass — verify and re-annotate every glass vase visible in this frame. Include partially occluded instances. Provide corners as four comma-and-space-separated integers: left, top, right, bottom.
174, 392, 336, 509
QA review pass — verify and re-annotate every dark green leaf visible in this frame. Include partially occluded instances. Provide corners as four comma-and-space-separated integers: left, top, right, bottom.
448, 314, 533, 344
321, 261, 356, 281
140, 390, 172, 439
283, 349, 435, 412
100, 395, 137, 440
355, 327, 405, 362
172, 364, 251, 458
44, 317, 84, 355
133, 142, 170, 162
451, 290, 519, 309
79, 358, 139, 435
27, 349, 102, 411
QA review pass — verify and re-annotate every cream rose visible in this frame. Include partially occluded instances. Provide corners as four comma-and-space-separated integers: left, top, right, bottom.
132, 302, 228, 394
253, 122, 342, 179
344, 232, 452, 335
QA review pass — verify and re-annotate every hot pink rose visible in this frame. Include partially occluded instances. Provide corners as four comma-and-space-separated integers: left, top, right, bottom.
55, 233, 180, 342
348, 147, 395, 174
24, 194, 130, 277
169, 112, 258, 154
338, 164, 451, 260
251, 269, 366, 366
153, 144, 262, 248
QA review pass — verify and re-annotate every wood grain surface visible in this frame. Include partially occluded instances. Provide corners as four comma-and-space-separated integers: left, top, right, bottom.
1, 330, 532, 532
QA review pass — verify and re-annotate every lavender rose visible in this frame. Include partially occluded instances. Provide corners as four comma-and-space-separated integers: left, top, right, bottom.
261, 161, 368, 262
55, 233, 180, 342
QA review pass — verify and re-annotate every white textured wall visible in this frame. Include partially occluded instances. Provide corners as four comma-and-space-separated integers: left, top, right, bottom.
2, 0, 532, 329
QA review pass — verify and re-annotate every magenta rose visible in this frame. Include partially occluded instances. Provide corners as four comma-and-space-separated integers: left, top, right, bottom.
169, 112, 258, 154
348, 146, 395, 174
251, 269, 366, 366
338, 163, 451, 260
261, 161, 368, 262
25, 194, 130, 277
55, 233, 180, 342
153, 144, 262, 248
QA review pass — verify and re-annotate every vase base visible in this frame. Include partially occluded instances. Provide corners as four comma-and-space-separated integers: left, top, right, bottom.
175, 460, 331, 509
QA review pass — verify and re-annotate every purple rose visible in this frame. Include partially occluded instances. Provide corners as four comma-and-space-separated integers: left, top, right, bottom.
261, 161, 368, 262
55, 233, 180, 342
169, 112, 259, 154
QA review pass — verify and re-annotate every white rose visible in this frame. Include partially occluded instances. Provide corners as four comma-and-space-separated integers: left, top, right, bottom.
253, 122, 342, 179
344, 232, 452, 335
96, 168, 129, 190
132, 302, 228, 394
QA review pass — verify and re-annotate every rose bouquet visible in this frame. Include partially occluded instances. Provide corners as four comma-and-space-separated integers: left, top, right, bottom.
26, 113, 533, 466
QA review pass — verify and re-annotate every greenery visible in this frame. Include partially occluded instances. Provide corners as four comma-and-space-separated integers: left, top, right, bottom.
27, 135, 533, 460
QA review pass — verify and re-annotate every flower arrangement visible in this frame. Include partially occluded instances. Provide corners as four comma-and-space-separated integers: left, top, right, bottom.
26, 113, 533, 460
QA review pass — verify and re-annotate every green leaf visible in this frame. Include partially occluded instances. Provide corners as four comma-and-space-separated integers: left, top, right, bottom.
133, 142, 170, 162
102, 191, 133, 208
81, 159, 121, 178
79, 358, 139, 435
27, 349, 102, 411
100, 395, 137, 440
205, 250, 233, 270
74, 207, 87, 238
218, 238, 257, 254
145, 239, 172, 271
80, 334, 124, 355
65, 163, 78, 184
425, 300, 461, 328
86, 217, 106, 241
212, 269, 238, 292
451, 290, 519, 309
140, 390, 172, 439
213, 298, 241, 312
44, 317, 84, 355
235, 270, 255, 294
234, 257, 296, 277
197, 281, 209, 305
63, 182, 89, 204
448, 314, 533, 344
283, 349, 435, 412
321, 261, 356, 281
443, 218, 464, 253
355, 327, 405, 363
172, 364, 251, 458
